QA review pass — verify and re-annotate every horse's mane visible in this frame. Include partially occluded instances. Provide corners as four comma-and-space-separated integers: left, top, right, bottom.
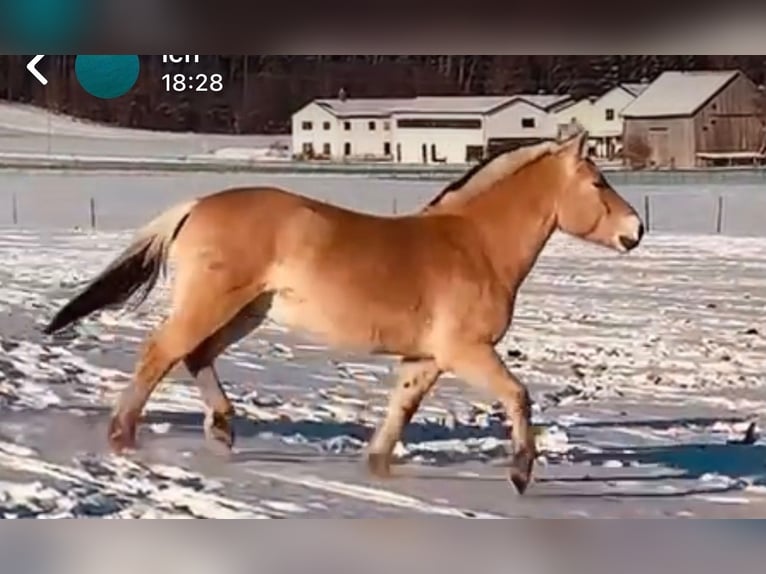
424, 140, 559, 211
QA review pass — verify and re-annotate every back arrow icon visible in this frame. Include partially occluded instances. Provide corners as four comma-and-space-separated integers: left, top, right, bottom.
27, 55, 48, 86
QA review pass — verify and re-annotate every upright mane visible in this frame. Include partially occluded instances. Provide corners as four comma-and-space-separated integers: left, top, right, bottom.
423, 140, 559, 211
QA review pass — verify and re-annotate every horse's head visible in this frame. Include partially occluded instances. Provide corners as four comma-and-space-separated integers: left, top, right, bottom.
553, 131, 644, 253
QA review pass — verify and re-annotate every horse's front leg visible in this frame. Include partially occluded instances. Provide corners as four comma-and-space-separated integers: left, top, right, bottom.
444, 344, 536, 494
366, 358, 441, 477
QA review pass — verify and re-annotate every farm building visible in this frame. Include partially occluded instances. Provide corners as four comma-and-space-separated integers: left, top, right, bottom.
621, 70, 765, 169
290, 97, 403, 162
483, 94, 573, 156
391, 96, 513, 164
555, 82, 649, 160
290, 93, 572, 164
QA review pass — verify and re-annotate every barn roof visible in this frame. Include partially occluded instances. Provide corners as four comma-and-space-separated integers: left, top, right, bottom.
398, 96, 518, 114
513, 94, 573, 111
315, 96, 513, 117
620, 82, 650, 98
620, 70, 741, 118
311, 94, 572, 117
315, 98, 412, 117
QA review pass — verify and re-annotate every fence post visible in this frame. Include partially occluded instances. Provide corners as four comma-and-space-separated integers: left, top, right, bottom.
643, 194, 651, 233
89, 197, 96, 229
716, 195, 724, 234
392, 197, 398, 215
11, 193, 18, 225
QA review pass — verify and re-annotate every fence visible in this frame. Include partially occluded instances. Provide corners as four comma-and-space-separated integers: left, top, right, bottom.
9, 195, 97, 231
2, 189, 751, 237
639, 193, 727, 235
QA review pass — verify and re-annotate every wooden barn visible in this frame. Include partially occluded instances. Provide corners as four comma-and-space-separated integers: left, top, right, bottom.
621, 70, 765, 169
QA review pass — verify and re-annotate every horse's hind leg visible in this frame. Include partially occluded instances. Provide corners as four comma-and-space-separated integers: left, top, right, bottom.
185, 362, 234, 453
367, 358, 441, 477
108, 281, 256, 453
184, 298, 270, 452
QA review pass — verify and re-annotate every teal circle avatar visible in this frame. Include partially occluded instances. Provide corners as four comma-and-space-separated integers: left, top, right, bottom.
2, 0, 84, 50
75, 55, 140, 99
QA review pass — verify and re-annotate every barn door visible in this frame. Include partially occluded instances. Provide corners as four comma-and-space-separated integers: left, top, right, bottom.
648, 128, 670, 167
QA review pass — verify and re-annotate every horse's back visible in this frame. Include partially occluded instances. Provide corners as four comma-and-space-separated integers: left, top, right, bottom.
168, 185, 503, 355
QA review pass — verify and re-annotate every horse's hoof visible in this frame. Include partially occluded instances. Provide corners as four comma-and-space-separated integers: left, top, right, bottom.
508, 449, 535, 495
204, 412, 235, 455
367, 452, 392, 478
509, 469, 530, 495
107, 415, 137, 454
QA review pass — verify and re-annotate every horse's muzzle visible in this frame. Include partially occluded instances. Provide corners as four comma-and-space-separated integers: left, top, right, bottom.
618, 222, 644, 251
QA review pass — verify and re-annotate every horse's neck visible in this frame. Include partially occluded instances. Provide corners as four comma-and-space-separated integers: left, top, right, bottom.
459, 173, 559, 289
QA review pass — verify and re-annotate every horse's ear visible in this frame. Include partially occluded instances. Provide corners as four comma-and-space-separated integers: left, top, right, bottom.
559, 130, 588, 158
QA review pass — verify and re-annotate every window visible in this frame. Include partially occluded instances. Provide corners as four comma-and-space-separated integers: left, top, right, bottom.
302, 121, 313, 130
396, 118, 482, 129
344, 142, 351, 156
605, 108, 615, 121
383, 142, 391, 155
465, 145, 484, 162
368, 121, 376, 130
521, 117, 535, 129
343, 121, 351, 131
383, 121, 390, 131
323, 121, 331, 130
322, 143, 331, 155
301, 142, 314, 156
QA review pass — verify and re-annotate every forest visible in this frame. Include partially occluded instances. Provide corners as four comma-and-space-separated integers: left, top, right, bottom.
2, 55, 766, 134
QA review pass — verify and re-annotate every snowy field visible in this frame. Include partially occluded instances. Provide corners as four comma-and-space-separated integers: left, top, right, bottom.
0, 102, 290, 159
1, 219, 765, 517
0, 104, 765, 517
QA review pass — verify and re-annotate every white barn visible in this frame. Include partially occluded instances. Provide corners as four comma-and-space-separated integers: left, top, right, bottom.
390, 96, 511, 164
555, 83, 648, 159
291, 94, 573, 164
484, 94, 573, 156
290, 98, 404, 161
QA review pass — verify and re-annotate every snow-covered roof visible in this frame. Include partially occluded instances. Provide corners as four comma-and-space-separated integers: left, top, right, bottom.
310, 94, 572, 117
315, 98, 414, 117
621, 70, 741, 118
517, 94, 573, 111
620, 82, 650, 98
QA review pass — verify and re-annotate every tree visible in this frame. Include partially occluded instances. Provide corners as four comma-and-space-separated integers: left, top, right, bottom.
2, 55, 764, 134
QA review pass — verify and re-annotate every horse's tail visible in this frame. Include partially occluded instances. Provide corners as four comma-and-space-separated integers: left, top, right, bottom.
42, 199, 198, 335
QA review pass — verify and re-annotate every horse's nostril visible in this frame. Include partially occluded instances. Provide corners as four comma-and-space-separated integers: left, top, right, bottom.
619, 235, 639, 251
637, 222, 645, 241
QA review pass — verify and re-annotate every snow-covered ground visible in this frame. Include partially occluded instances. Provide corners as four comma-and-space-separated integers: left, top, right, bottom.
0, 101, 290, 159
1, 226, 765, 518
0, 106, 764, 517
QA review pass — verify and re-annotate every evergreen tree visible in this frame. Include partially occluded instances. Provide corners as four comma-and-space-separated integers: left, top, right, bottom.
2, 55, 765, 133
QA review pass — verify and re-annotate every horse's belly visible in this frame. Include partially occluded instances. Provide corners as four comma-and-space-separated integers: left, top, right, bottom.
265, 290, 317, 331
265, 289, 421, 354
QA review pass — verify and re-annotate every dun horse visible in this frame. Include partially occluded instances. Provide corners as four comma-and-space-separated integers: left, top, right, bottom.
43, 131, 643, 494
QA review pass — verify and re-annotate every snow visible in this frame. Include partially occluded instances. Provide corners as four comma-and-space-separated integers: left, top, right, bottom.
1, 214, 765, 517
0, 121, 764, 517
0, 102, 291, 159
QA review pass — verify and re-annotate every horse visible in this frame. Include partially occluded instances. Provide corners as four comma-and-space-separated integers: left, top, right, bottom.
42, 131, 643, 495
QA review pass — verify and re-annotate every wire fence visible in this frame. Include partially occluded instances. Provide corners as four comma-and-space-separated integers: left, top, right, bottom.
2, 190, 747, 237
9, 193, 99, 229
